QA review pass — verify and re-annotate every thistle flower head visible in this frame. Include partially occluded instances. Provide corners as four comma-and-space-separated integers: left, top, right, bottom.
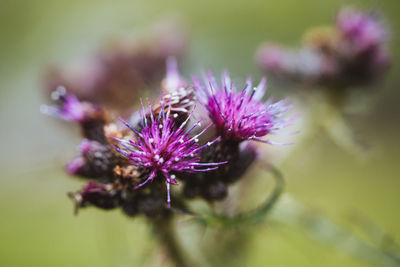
257, 44, 336, 82
162, 57, 188, 92
337, 7, 387, 53
256, 7, 390, 90
256, 44, 287, 73
67, 139, 114, 178
112, 98, 225, 207
43, 21, 188, 110
157, 57, 195, 124
41, 86, 103, 123
193, 71, 292, 144
69, 182, 119, 212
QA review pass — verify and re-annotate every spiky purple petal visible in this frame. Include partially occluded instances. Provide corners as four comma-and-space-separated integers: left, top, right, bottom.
113, 99, 225, 207
194, 71, 292, 143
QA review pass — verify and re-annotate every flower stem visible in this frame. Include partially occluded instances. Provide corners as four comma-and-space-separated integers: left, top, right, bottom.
195, 164, 284, 227
153, 216, 190, 267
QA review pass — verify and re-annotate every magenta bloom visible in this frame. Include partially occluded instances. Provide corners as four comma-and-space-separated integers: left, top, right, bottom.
41, 86, 85, 122
193, 71, 292, 144
41, 86, 102, 123
112, 99, 225, 207
337, 7, 387, 53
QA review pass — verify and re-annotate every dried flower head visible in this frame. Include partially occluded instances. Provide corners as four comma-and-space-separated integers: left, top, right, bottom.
111, 98, 225, 207
193, 71, 292, 144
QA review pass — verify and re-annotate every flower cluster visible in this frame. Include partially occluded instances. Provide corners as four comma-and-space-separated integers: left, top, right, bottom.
43, 57, 292, 218
257, 7, 390, 90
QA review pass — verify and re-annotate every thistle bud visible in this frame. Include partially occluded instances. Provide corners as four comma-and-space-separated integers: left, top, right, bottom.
67, 139, 114, 179
69, 182, 119, 211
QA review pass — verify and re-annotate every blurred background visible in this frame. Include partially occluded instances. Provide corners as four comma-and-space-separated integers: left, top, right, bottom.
0, 0, 399, 266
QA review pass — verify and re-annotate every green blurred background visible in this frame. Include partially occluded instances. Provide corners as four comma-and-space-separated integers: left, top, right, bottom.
0, 0, 399, 266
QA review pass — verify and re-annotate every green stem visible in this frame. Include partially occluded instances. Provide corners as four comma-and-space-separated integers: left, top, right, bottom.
196, 165, 284, 227
270, 196, 400, 267
153, 216, 190, 267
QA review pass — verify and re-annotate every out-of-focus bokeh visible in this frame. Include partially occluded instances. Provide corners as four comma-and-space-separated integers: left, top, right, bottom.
0, 0, 399, 266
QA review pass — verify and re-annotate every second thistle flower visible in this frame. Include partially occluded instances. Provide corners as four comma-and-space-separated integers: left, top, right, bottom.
194, 71, 292, 144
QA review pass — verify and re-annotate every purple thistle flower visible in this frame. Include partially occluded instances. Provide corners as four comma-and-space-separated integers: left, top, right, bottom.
337, 7, 387, 53
193, 71, 293, 144
66, 156, 87, 175
157, 57, 195, 124
41, 86, 102, 123
111, 98, 226, 207
256, 44, 287, 73
162, 57, 187, 92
